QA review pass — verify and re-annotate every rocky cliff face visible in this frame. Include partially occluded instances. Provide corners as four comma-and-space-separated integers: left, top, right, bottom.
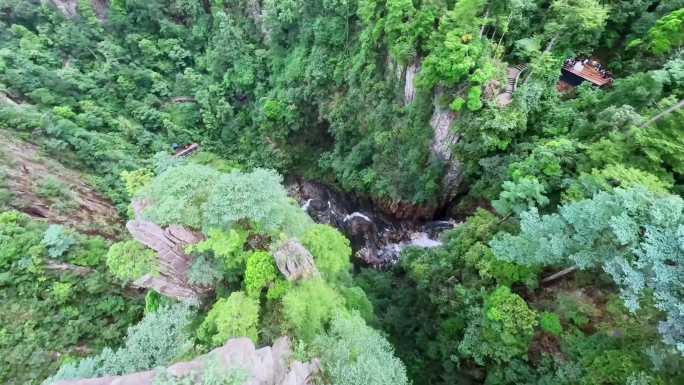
0, 130, 122, 238
429, 89, 465, 208
126, 200, 211, 303
51, 336, 320, 385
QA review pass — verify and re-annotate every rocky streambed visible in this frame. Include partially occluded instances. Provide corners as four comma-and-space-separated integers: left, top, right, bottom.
287, 178, 458, 267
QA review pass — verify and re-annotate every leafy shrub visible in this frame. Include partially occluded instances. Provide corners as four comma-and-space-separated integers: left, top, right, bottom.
47, 304, 194, 383
141, 163, 221, 229
459, 286, 537, 364
187, 254, 223, 287
540, 312, 563, 336
42, 224, 76, 259
282, 278, 346, 342
492, 177, 549, 216
187, 228, 248, 282
120, 168, 154, 197
197, 292, 260, 347
37, 177, 71, 200
106, 240, 159, 282
463, 241, 538, 287
203, 168, 312, 235
244, 251, 278, 298
312, 314, 409, 385
339, 286, 375, 323
300, 224, 352, 283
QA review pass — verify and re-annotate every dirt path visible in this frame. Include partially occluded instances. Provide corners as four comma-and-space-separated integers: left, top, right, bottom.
0, 130, 122, 238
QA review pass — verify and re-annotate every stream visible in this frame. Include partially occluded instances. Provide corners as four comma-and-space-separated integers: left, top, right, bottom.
287, 178, 458, 267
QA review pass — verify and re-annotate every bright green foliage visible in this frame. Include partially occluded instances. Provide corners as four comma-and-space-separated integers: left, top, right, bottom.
0, 211, 143, 385
646, 8, 684, 55
339, 286, 375, 323
466, 86, 483, 111
282, 278, 346, 342
544, 0, 609, 51
106, 240, 159, 282
187, 228, 248, 277
459, 286, 538, 364
463, 242, 538, 287
203, 168, 312, 235
300, 224, 352, 283
492, 176, 549, 215
540, 312, 563, 336
313, 314, 409, 385
141, 164, 221, 229
197, 292, 260, 347
419, 0, 487, 88
189, 229, 247, 265
47, 304, 194, 383
563, 164, 672, 201
120, 169, 154, 197
491, 188, 684, 354
143, 164, 311, 236
42, 224, 76, 259
450, 97, 466, 112
244, 251, 278, 298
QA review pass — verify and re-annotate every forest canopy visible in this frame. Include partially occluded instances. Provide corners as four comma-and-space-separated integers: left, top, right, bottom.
1, 1, 684, 385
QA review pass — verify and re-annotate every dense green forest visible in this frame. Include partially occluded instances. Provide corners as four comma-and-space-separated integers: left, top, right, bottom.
1, 0, 684, 384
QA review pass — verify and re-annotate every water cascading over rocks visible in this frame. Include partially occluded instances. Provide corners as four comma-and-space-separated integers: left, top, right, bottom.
288, 179, 455, 267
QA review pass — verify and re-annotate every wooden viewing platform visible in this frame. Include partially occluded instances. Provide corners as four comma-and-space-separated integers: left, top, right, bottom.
562, 63, 612, 87
174, 143, 200, 157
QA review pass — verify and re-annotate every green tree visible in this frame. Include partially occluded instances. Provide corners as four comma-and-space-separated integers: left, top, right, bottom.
492, 176, 549, 216
491, 188, 684, 354
244, 251, 278, 298
312, 314, 410, 385
458, 286, 537, 364
197, 292, 260, 347
106, 240, 159, 282
646, 8, 684, 55
300, 224, 352, 283
42, 224, 75, 259
544, 0, 609, 52
47, 304, 194, 383
282, 278, 346, 342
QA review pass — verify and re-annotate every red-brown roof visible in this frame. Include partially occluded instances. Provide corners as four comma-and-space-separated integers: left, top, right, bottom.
563, 64, 612, 86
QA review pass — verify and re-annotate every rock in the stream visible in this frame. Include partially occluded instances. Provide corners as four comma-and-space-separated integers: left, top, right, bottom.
51, 336, 320, 385
273, 240, 319, 281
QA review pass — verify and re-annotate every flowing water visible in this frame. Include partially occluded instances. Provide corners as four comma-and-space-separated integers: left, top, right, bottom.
287, 178, 458, 267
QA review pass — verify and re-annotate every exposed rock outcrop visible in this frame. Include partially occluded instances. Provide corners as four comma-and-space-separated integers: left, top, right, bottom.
43, 0, 78, 19
273, 239, 319, 281
247, 0, 272, 43
42, 0, 109, 22
90, 0, 109, 23
0, 130, 122, 238
126, 200, 210, 302
52, 336, 320, 385
430, 89, 465, 208
404, 59, 421, 105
